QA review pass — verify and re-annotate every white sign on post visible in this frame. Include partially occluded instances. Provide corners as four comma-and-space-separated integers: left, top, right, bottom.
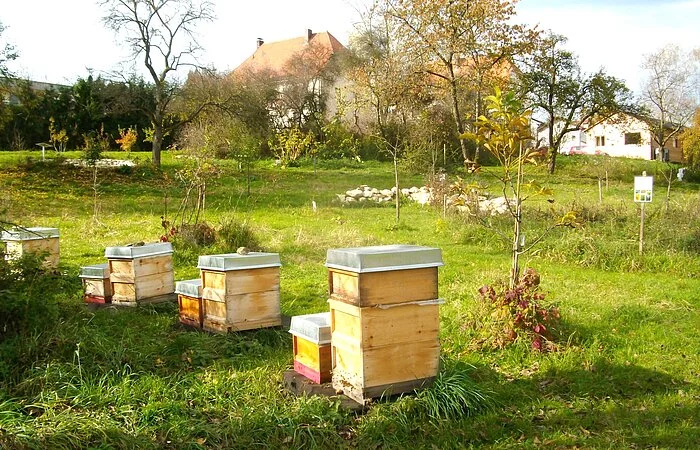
634, 176, 653, 203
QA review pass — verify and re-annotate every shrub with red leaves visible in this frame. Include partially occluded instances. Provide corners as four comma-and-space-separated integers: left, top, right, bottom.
477, 268, 561, 351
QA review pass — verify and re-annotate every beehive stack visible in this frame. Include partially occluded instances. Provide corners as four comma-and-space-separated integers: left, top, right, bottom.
105, 242, 175, 306
289, 312, 332, 384
198, 252, 282, 333
176, 278, 203, 328
80, 263, 112, 304
1, 227, 60, 268
326, 245, 443, 404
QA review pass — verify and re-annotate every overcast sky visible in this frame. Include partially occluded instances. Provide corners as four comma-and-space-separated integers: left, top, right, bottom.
2, 0, 698, 92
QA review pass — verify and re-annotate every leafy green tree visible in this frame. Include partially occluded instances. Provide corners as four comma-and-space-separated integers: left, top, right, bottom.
517, 33, 634, 174
465, 88, 578, 288
0, 21, 17, 78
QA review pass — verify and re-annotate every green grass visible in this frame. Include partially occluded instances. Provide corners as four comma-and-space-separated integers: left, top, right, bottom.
0, 150, 698, 448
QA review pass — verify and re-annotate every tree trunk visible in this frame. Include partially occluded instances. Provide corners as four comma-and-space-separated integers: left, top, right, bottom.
394, 153, 400, 223
547, 117, 557, 174
448, 73, 469, 164
152, 121, 163, 167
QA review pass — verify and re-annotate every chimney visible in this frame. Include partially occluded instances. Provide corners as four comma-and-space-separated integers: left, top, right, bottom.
306, 29, 313, 43
256, 38, 264, 48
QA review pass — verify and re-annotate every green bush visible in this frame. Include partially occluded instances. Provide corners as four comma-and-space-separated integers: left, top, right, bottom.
216, 218, 260, 252
0, 253, 63, 337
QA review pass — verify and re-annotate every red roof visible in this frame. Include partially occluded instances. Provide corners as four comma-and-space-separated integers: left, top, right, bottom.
233, 30, 345, 76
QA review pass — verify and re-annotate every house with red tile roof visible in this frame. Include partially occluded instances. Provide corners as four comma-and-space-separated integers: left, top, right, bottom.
233, 29, 345, 77
232, 29, 348, 129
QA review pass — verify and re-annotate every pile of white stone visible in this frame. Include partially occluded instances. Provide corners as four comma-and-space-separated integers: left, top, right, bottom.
336, 185, 434, 205
65, 158, 136, 168
337, 184, 512, 215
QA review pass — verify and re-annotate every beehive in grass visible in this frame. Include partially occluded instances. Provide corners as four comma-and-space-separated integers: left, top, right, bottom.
325, 245, 443, 404
105, 242, 175, 306
80, 263, 112, 304
1, 227, 60, 268
198, 252, 282, 333
176, 278, 203, 328
289, 312, 332, 384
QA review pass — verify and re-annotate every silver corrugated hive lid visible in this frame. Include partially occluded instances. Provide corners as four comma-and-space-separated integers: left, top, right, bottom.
1, 227, 60, 241
79, 263, 109, 279
197, 252, 281, 271
325, 245, 443, 273
104, 242, 173, 259
289, 312, 331, 344
175, 278, 203, 297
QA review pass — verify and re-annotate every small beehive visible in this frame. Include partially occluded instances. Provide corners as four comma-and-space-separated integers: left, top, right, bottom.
326, 245, 444, 404
1, 227, 60, 268
105, 242, 175, 305
198, 252, 282, 333
79, 263, 112, 304
176, 278, 203, 328
289, 312, 332, 384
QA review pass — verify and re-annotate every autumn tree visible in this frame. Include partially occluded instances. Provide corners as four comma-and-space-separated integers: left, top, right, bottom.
100, 0, 215, 167
0, 21, 17, 79
382, 0, 530, 166
517, 33, 634, 174
681, 108, 700, 169
640, 44, 698, 160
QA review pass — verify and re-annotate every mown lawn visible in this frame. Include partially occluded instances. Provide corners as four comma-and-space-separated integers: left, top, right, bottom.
0, 150, 698, 449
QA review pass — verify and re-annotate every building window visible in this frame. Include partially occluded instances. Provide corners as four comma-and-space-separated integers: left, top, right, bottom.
595, 136, 605, 146
624, 132, 641, 145
673, 138, 679, 148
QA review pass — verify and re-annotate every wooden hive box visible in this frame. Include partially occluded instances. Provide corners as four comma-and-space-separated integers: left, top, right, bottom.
1, 227, 60, 268
198, 252, 282, 333
329, 298, 442, 404
79, 263, 112, 304
176, 278, 203, 328
325, 245, 442, 307
325, 245, 444, 404
105, 242, 175, 306
289, 312, 332, 384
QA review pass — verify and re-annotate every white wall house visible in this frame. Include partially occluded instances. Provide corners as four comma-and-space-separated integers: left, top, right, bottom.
537, 113, 684, 162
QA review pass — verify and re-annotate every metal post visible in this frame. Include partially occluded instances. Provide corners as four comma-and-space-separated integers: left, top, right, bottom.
639, 202, 645, 255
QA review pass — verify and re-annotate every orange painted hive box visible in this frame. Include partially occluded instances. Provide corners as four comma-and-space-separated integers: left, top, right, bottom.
175, 278, 203, 328
198, 252, 282, 333
2, 227, 60, 268
105, 242, 175, 305
325, 245, 444, 404
79, 263, 112, 304
289, 312, 332, 384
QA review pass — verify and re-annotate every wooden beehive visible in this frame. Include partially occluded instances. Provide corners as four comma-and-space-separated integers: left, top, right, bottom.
105, 243, 175, 306
1, 227, 60, 268
176, 278, 203, 328
326, 245, 441, 307
290, 312, 332, 384
80, 263, 112, 304
325, 245, 444, 404
329, 299, 441, 404
198, 252, 282, 333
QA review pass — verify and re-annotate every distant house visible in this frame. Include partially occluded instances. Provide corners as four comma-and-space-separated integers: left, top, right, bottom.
1, 78, 70, 106
232, 30, 347, 129
537, 113, 684, 163
234, 29, 345, 76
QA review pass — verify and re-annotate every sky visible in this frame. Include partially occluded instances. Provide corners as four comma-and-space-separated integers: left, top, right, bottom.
2, 0, 699, 93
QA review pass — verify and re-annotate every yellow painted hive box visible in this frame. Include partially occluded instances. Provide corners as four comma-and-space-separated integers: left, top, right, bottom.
198, 252, 282, 333
289, 312, 332, 384
176, 278, 203, 328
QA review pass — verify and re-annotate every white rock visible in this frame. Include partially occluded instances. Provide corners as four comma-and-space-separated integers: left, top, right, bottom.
400, 188, 410, 196
409, 187, 419, 194
346, 189, 363, 199
359, 197, 367, 202
380, 189, 393, 197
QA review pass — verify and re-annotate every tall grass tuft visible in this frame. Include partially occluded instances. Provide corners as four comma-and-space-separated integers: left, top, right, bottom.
414, 361, 494, 424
